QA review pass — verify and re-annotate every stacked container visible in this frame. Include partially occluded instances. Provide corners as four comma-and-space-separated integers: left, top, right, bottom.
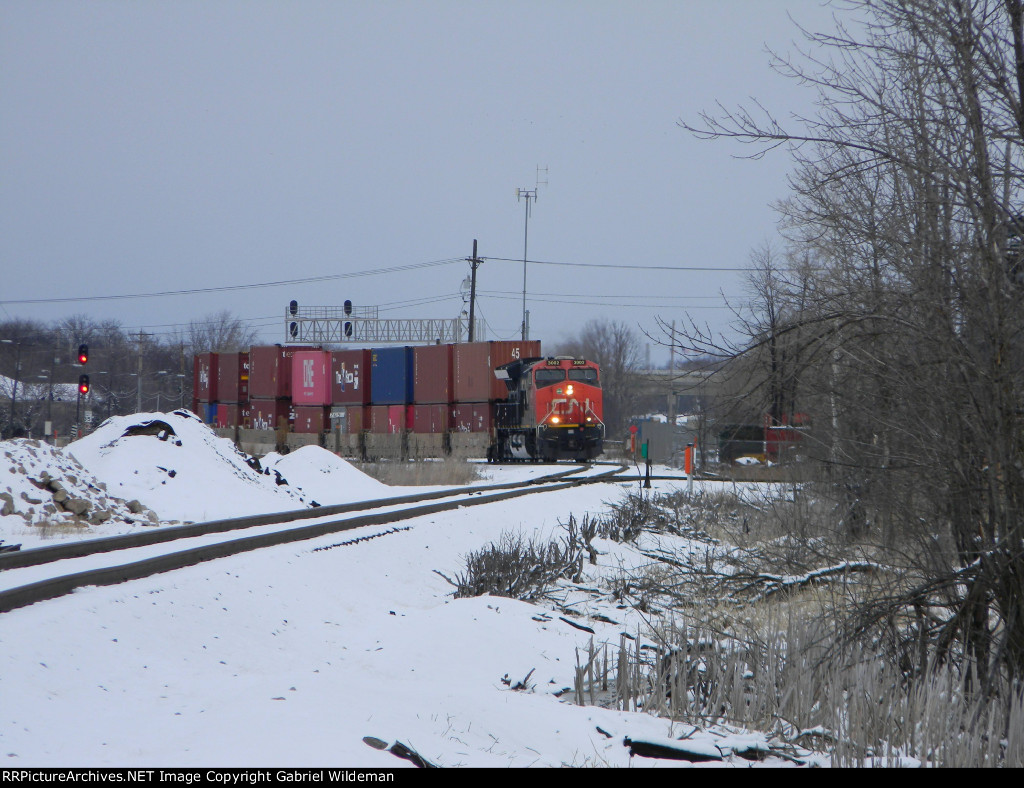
291, 349, 332, 434
370, 347, 414, 404
451, 341, 541, 432
193, 352, 219, 424
195, 338, 544, 442
331, 349, 371, 435
215, 351, 250, 428
248, 345, 315, 433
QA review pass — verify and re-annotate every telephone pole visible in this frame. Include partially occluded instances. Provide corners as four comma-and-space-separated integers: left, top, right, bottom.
136, 331, 148, 413
468, 239, 482, 342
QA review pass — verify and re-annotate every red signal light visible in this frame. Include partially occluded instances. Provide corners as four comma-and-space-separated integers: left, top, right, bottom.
78, 374, 90, 395
78, 344, 88, 365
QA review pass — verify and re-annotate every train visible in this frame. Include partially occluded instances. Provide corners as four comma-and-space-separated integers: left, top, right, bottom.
193, 342, 605, 463
490, 356, 604, 462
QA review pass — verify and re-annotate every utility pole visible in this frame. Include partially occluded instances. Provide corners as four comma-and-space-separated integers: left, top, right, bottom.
1, 340, 21, 438
136, 331, 147, 413
468, 239, 482, 342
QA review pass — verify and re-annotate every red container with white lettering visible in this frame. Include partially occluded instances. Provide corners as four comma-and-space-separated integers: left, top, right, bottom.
193, 353, 219, 402
331, 349, 371, 405
291, 350, 332, 406
250, 398, 293, 431
451, 403, 493, 433
217, 352, 250, 403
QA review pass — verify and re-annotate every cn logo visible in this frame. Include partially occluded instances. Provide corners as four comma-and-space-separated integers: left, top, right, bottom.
303, 359, 314, 389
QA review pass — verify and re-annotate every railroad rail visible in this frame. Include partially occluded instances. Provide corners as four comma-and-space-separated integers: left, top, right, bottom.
0, 463, 630, 615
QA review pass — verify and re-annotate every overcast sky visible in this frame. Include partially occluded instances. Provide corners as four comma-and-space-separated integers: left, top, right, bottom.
0, 1, 837, 362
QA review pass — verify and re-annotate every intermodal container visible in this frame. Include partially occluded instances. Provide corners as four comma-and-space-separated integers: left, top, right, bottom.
412, 344, 453, 404
452, 341, 541, 402
194, 353, 219, 402
369, 404, 408, 434
370, 347, 414, 404
326, 405, 360, 434
291, 350, 332, 406
451, 402, 493, 433
344, 405, 367, 433
293, 405, 331, 434
196, 400, 218, 425
250, 345, 316, 400
216, 403, 250, 429
331, 349, 371, 405
411, 403, 450, 434
250, 398, 293, 431
217, 352, 250, 403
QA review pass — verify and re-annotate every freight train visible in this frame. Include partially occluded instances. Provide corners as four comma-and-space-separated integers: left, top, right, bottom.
193, 342, 605, 463
489, 356, 604, 462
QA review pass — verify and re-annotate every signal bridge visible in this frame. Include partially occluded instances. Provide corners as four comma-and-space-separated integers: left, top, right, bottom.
285, 305, 484, 345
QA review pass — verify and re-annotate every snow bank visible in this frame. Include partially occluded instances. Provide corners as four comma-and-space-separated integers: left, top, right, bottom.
67, 410, 313, 523
0, 438, 160, 549
260, 445, 390, 504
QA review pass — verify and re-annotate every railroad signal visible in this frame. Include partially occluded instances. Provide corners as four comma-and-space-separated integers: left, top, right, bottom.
78, 344, 89, 365
78, 374, 90, 395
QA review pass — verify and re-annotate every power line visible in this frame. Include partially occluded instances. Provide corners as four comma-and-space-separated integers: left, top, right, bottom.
0, 258, 464, 306
478, 292, 735, 309
481, 256, 750, 272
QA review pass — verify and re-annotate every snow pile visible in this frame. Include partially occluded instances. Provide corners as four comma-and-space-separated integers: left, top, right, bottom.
67, 410, 314, 523
260, 445, 390, 504
0, 438, 160, 546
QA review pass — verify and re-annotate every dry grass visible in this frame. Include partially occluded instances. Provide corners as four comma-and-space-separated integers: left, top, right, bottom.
355, 458, 482, 486
444, 486, 1024, 765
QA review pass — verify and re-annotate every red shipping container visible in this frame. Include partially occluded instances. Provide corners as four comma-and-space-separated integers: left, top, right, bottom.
344, 405, 367, 433
193, 352, 219, 402
331, 349, 371, 405
293, 405, 331, 434
451, 403, 493, 433
411, 404, 450, 434
250, 398, 293, 431
217, 352, 250, 403
250, 345, 316, 400
292, 350, 332, 406
369, 404, 407, 434
413, 344, 453, 404
452, 341, 541, 402
215, 403, 250, 428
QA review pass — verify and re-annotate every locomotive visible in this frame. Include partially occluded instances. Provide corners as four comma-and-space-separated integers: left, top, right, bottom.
488, 356, 604, 462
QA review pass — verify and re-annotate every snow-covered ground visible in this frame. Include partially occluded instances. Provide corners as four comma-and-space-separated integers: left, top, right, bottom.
0, 413, 815, 768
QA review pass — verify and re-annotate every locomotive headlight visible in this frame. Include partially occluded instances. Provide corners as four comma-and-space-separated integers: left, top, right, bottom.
551, 416, 561, 424
566, 385, 574, 395
586, 417, 592, 422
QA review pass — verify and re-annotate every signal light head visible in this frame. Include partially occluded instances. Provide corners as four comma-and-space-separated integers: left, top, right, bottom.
78, 344, 88, 365
78, 374, 90, 395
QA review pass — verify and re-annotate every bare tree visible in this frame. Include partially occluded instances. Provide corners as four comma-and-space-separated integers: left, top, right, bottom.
557, 319, 643, 437
179, 310, 259, 356
677, 0, 1024, 687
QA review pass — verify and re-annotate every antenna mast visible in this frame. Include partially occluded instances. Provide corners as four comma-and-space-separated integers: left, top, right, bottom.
516, 166, 547, 341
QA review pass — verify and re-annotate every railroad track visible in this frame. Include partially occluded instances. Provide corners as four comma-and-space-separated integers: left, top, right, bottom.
0, 462, 630, 615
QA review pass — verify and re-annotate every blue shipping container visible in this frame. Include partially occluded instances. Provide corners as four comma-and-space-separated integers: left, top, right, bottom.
370, 347, 414, 404
203, 403, 217, 424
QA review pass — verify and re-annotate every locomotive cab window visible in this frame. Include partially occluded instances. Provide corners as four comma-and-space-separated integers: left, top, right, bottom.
568, 368, 599, 387
535, 368, 566, 388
